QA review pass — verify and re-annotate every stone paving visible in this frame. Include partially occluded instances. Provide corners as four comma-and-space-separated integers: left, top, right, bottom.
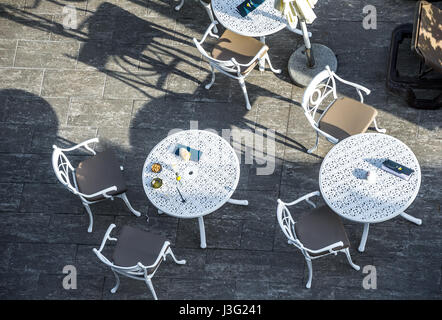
0, 0, 441, 299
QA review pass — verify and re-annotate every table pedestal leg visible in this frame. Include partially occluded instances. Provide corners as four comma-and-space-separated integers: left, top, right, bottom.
198, 216, 207, 249
358, 223, 370, 252
227, 198, 249, 206
259, 36, 266, 72
400, 212, 422, 225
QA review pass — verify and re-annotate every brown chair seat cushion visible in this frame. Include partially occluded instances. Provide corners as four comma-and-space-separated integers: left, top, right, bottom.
294, 206, 350, 257
319, 96, 378, 141
211, 29, 268, 75
112, 226, 167, 268
75, 149, 127, 202
201, 0, 211, 4
413, 1, 442, 73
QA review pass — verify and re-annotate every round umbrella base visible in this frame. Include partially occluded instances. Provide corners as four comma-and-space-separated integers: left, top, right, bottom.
288, 43, 338, 87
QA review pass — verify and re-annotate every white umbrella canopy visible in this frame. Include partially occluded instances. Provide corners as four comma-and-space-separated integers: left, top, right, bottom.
275, 0, 318, 29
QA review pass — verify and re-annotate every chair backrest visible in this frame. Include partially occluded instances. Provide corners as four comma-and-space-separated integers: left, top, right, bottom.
51, 146, 78, 195
301, 67, 338, 128
193, 38, 243, 75
276, 200, 301, 248
412, 1, 442, 73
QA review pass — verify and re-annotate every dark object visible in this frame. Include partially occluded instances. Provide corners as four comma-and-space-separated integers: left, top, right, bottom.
176, 187, 186, 203
113, 225, 167, 269
386, 1, 442, 109
294, 205, 350, 257
174, 144, 203, 162
381, 159, 414, 181
236, 0, 265, 17
151, 177, 163, 189
75, 149, 127, 201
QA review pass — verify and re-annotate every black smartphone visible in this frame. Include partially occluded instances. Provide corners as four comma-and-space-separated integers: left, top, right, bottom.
382, 159, 414, 176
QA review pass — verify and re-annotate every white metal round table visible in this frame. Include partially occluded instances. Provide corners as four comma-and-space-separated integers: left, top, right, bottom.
142, 130, 248, 248
211, 0, 287, 38
211, 0, 287, 72
319, 133, 422, 252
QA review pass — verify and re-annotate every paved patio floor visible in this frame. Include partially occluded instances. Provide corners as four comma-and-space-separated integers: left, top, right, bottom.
0, 0, 440, 299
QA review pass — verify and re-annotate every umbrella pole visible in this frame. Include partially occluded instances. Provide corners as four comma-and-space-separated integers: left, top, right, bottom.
300, 20, 315, 68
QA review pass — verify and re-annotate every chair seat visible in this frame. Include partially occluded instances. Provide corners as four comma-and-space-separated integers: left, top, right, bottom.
211, 29, 268, 75
75, 149, 127, 202
112, 226, 167, 268
319, 96, 378, 141
294, 205, 350, 257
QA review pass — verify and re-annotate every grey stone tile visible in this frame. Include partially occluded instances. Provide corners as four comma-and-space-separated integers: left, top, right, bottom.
77, 40, 141, 72
14, 40, 78, 69
19, 183, 83, 214
0, 243, 12, 273
130, 98, 196, 129
8, 243, 77, 273
166, 278, 236, 300
28, 125, 98, 155
103, 72, 167, 99
47, 213, 116, 244
2, 96, 68, 126
102, 275, 168, 300
67, 98, 133, 127
0, 39, 16, 67
0, 183, 23, 212
86, 0, 149, 17
176, 218, 242, 249
0, 124, 33, 153
0, 212, 50, 243
34, 274, 104, 300
0, 14, 51, 40
0, 272, 39, 299
41, 70, 105, 97
23, 0, 88, 14
0, 68, 43, 95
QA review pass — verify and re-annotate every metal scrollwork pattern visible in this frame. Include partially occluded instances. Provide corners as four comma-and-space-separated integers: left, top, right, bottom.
142, 130, 240, 218
319, 133, 421, 223
212, 0, 287, 37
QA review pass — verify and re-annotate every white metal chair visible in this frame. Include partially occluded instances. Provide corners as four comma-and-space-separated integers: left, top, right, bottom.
194, 21, 280, 110
174, 0, 218, 33
93, 224, 186, 300
51, 138, 142, 233
276, 191, 360, 288
302, 66, 386, 153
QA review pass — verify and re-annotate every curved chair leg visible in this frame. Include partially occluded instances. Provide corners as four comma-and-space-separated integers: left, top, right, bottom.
175, 0, 184, 11
118, 193, 142, 217
201, 1, 218, 33
306, 259, 313, 289
264, 54, 281, 74
205, 65, 216, 89
166, 247, 187, 265
238, 77, 252, 110
344, 248, 360, 271
145, 278, 158, 300
110, 269, 120, 293
373, 118, 386, 133
83, 202, 94, 233
307, 132, 319, 154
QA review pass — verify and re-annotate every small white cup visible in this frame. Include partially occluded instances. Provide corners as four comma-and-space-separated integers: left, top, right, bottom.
366, 170, 377, 184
